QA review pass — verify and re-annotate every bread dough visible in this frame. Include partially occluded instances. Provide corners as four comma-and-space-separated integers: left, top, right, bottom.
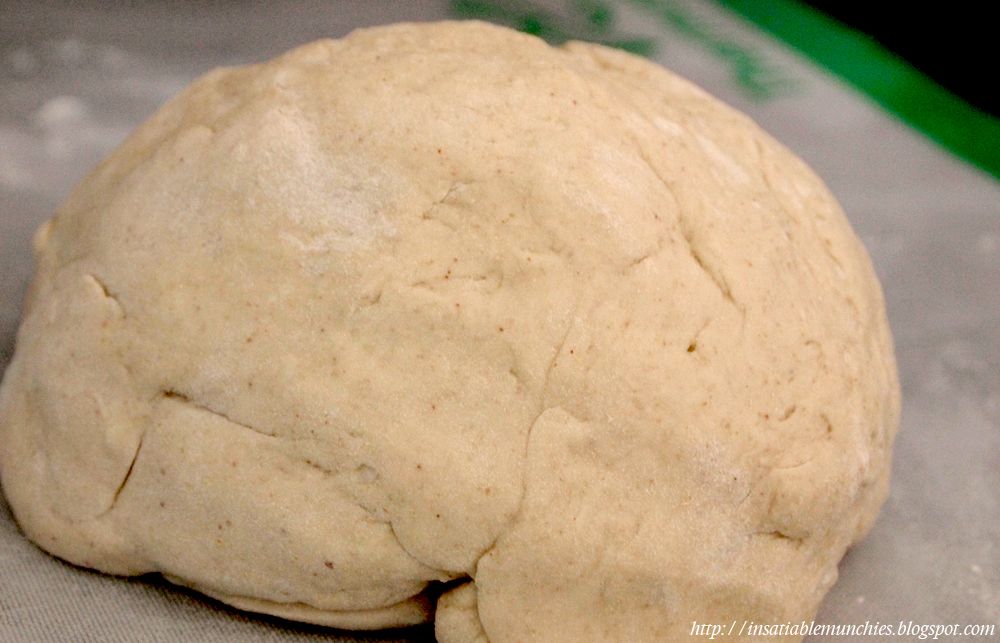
0, 21, 900, 642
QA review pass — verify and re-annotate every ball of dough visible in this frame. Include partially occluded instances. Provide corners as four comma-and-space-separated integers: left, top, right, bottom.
0, 21, 899, 642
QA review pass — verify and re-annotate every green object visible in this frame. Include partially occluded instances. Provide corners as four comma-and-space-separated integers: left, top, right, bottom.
709, 0, 1000, 179
450, 0, 657, 57
450, 0, 796, 98
629, 0, 801, 100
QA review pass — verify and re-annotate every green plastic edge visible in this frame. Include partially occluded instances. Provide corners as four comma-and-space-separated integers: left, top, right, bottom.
708, 0, 1000, 181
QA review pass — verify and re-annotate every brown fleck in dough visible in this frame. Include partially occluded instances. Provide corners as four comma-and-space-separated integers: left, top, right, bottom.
0, 21, 899, 642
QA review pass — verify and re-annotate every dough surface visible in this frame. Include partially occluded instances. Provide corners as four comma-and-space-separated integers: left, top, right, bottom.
0, 21, 900, 643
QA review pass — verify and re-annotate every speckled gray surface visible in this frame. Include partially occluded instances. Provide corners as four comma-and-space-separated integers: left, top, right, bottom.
1, 1, 998, 641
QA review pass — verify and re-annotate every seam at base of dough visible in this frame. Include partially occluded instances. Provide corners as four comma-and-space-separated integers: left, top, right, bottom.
164, 574, 433, 630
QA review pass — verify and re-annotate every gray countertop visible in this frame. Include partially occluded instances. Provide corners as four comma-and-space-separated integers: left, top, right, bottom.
2, 1, 998, 641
